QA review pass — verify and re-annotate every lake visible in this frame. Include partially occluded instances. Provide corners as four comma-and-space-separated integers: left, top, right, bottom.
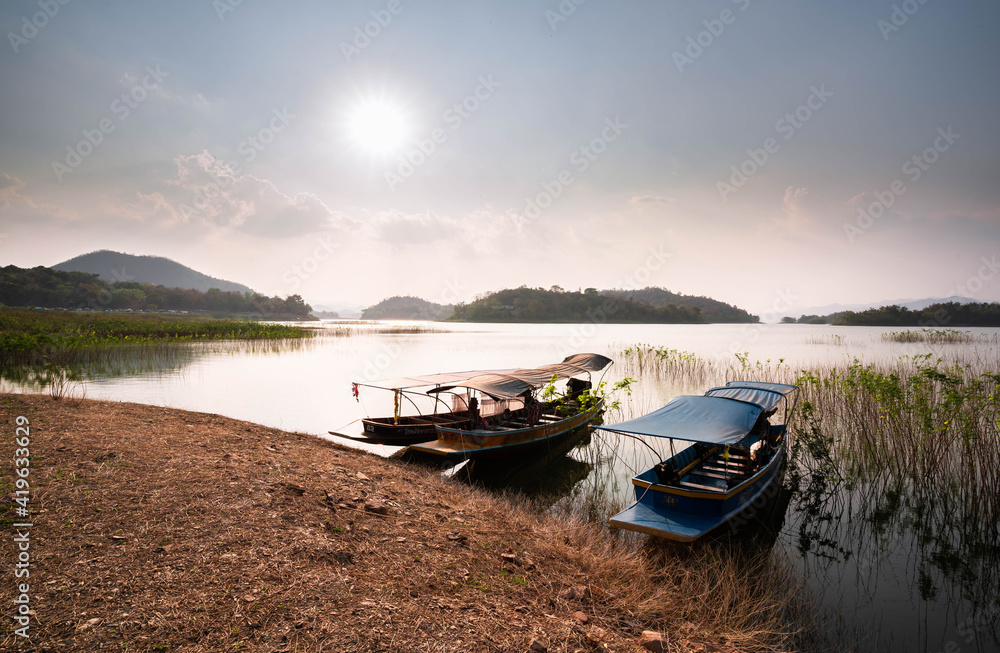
4, 320, 998, 652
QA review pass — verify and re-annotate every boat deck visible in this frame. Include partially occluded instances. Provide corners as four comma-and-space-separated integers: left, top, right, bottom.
674, 447, 755, 493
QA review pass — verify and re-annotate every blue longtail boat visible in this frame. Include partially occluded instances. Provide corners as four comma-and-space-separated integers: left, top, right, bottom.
593, 381, 799, 542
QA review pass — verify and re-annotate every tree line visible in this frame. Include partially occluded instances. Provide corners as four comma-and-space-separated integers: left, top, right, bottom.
0, 265, 311, 317
449, 286, 706, 323
832, 302, 1000, 327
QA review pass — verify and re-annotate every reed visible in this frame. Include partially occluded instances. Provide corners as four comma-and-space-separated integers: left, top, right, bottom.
311, 323, 438, 338
805, 334, 845, 346
0, 308, 311, 368
881, 328, 975, 344
612, 344, 720, 386
792, 354, 1000, 541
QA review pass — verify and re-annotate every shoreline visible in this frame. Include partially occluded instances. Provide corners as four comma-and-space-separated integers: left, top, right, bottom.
0, 394, 806, 652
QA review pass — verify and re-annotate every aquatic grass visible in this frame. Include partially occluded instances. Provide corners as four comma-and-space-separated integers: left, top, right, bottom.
0, 308, 311, 368
792, 356, 1000, 535
310, 322, 440, 338
613, 344, 720, 386
805, 334, 845, 346
881, 328, 976, 344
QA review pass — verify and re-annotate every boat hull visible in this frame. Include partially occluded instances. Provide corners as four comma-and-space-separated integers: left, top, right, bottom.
610, 443, 785, 542
357, 414, 471, 445
406, 401, 603, 462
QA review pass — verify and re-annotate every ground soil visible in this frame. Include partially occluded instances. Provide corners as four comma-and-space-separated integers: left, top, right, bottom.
0, 394, 752, 653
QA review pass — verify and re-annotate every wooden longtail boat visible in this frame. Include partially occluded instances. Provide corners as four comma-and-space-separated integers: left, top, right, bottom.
404, 353, 612, 462
329, 368, 520, 445
593, 381, 799, 542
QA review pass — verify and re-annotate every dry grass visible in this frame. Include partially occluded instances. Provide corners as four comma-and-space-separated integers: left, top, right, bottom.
0, 394, 813, 652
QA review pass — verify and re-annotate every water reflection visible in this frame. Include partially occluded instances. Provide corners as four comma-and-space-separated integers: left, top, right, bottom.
0, 338, 311, 394
787, 436, 1000, 651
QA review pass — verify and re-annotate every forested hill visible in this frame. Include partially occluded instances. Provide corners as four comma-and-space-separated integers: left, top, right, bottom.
361, 296, 452, 320
831, 302, 1000, 326
601, 287, 757, 323
53, 250, 254, 295
448, 287, 727, 323
0, 265, 311, 317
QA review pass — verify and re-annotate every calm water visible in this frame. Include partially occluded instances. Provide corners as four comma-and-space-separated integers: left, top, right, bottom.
5, 321, 999, 652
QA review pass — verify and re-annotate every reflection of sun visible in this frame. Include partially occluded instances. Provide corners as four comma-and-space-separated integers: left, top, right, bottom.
347, 99, 410, 156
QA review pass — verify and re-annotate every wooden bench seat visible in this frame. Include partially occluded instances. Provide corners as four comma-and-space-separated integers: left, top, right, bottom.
679, 480, 727, 493
690, 470, 731, 481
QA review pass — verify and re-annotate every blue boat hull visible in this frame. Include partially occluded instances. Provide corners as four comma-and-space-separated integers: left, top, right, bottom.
610, 443, 785, 542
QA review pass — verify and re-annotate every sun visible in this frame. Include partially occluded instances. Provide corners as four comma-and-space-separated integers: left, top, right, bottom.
347, 99, 411, 157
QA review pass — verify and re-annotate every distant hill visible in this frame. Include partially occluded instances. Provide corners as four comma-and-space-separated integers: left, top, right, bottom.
362, 296, 452, 321
313, 303, 361, 319
829, 301, 1000, 327
449, 287, 723, 323
0, 264, 311, 317
601, 287, 757, 323
53, 250, 254, 295
779, 296, 977, 322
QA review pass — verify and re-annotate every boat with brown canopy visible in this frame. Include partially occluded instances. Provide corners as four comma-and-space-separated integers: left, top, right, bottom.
404, 353, 612, 461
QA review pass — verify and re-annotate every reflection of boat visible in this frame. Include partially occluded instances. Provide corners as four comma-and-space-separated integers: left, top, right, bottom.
469, 450, 594, 495
405, 354, 612, 463
594, 381, 799, 542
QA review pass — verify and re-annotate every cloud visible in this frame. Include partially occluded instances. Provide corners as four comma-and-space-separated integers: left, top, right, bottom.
760, 186, 833, 244
102, 152, 356, 238
782, 186, 810, 219
365, 210, 459, 245
0, 172, 76, 221
101, 191, 181, 224
628, 195, 674, 208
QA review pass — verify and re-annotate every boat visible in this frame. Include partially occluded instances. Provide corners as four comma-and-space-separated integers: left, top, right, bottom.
330, 368, 520, 445
404, 353, 612, 462
593, 381, 799, 542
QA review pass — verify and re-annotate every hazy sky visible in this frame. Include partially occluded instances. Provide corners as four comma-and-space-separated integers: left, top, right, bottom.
1, 0, 998, 314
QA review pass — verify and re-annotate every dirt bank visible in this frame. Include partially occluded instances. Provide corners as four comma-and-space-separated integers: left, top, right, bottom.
0, 394, 802, 652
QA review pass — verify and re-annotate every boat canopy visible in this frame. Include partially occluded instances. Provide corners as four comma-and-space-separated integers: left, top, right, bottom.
427, 373, 537, 400
594, 395, 764, 446
355, 353, 610, 392
704, 381, 798, 412
355, 369, 519, 391
425, 353, 612, 400
561, 352, 613, 372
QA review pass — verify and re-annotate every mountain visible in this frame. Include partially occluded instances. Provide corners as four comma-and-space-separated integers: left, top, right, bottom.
449, 287, 721, 323
312, 303, 363, 319
600, 287, 757, 323
362, 296, 452, 320
0, 264, 310, 316
53, 250, 254, 295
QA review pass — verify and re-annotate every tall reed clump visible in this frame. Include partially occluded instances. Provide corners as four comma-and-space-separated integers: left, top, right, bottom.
794, 354, 1000, 544
881, 328, 975, 344
614, 344, 719, 386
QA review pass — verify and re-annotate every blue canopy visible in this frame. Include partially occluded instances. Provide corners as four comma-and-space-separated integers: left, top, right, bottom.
704, 381, 797, 412
594, 395, 763, 446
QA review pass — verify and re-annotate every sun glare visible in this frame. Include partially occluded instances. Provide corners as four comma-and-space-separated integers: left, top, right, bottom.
347, 100, 410, 156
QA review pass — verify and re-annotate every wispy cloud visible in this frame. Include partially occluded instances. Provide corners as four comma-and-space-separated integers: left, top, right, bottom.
628, 195, 674, 209
0, 172, 77, 222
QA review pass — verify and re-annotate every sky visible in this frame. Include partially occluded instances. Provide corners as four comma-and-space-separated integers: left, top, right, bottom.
1, 0, 999, 315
